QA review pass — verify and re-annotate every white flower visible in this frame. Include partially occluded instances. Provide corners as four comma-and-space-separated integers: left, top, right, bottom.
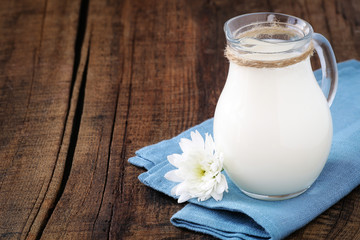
164, 130, 228, 203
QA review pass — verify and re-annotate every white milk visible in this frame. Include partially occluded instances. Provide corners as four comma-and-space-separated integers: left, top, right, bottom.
213, 56, 332, 196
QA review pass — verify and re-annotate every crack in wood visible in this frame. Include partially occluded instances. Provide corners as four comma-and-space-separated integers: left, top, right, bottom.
35, 0, 90, 238
107, 16, 128, 238
99, 10, 137, 237
119, 17, 136, 203
102, 73, 122, 240
91, 79, 120, 239
36, 47, 90, 239
21, 178, 46, 239
91, 127, 108, 235
116, 9, 137, 236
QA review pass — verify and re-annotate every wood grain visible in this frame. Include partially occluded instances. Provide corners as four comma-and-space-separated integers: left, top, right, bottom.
0, 0, 81, 239
0, 0, 359, 239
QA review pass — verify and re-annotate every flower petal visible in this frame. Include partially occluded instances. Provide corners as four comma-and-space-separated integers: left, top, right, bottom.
164, 170, 183, 182
215, 172, 222, 182
198, 194, 211, 202
165, 131, 227, 203
191, 130, 205, 150
211, 191, 223, 201
216, 174, 229, 194
204, 133, 215, 155
170, 185, 178, 195
178, 194, 192, 203
174, 182, 191, 196
167, 154, 183, 168
179, 138, 193, 153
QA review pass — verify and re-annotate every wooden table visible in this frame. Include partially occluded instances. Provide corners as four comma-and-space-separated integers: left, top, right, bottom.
1, 0, 359, 239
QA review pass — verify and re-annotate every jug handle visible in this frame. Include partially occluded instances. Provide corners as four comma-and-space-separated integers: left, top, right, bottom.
312, 33, 338, 107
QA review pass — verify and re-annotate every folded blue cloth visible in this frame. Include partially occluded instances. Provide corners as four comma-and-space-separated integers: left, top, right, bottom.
129, 60, 360, 240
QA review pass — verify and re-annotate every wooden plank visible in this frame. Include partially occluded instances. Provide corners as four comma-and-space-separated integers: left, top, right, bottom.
0, 0, 81, 239
42, 0, 214, 238
40, 0, 127, 238
1, 0, 359, 239
42, 0, 360, 239
43, 0, 360, 239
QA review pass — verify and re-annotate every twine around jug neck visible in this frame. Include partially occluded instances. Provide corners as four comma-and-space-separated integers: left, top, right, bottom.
225, 42, 314, 68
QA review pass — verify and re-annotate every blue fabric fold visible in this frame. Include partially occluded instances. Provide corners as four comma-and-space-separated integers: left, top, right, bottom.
129, 60, 360, 240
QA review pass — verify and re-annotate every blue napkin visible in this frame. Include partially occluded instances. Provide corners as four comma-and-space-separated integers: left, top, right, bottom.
129, 60, 360, 240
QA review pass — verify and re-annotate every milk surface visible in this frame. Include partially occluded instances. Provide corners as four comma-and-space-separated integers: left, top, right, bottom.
214, 56, 332, 196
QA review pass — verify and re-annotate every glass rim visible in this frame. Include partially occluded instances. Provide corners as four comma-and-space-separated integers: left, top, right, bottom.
224, 12, 314, 51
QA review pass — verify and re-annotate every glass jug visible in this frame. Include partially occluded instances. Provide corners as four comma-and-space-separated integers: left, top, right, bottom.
213, 12, 338, 200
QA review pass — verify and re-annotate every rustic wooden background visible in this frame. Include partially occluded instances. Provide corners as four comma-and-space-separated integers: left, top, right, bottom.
0, 0, 359, 239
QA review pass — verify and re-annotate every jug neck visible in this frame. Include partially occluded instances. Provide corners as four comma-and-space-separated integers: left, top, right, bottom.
224, 13, 314, 67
